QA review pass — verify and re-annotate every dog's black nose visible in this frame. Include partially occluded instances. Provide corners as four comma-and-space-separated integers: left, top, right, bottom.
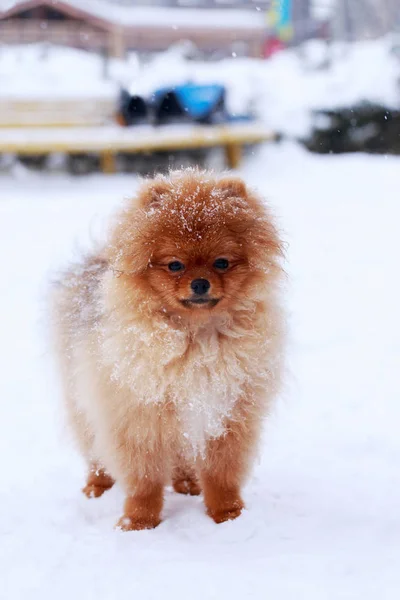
191, 278, 211, 296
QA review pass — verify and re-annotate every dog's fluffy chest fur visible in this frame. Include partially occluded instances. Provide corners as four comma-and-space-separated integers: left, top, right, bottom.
101, 307, 268, 453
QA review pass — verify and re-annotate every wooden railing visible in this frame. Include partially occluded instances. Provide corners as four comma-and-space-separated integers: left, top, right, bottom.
0, 18, 264, 56
0, 20, 109, 50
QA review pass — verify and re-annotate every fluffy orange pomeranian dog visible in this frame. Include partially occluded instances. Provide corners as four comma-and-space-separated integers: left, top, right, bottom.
51, 169, 285, 531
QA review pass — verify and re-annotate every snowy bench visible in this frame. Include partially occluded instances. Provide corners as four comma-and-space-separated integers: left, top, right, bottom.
0, 122, 277, 172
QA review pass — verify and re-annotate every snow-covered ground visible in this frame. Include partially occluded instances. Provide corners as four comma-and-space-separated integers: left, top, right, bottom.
1, 143, 399, 599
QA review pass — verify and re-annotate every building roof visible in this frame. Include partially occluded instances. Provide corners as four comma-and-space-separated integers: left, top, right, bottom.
0, 0, 266, 31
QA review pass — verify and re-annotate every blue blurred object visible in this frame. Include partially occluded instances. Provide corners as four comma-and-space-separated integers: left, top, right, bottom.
116, 82, 255, 127
152, 83, 226, 124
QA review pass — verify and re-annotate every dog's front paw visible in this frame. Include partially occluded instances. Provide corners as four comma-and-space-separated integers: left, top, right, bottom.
83, 467, 114, 498
82, 484, 109, 498
115, 515, 161, 532
207, 498, 244, 524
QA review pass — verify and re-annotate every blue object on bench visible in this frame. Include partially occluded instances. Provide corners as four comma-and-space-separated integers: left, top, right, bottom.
152, 83, 227, 124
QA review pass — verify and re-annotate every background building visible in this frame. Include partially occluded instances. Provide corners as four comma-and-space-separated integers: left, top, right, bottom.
0, 0, 267, 58
0, 0, 326, 58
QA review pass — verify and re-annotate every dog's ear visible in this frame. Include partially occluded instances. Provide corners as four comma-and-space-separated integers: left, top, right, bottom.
139, 179, 170, 209
216, 177, 247, 199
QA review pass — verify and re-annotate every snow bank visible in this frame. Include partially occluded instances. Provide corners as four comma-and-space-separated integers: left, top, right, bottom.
263, 36, 400, 136
0, 44, 139, 98
1, 36, 399, 136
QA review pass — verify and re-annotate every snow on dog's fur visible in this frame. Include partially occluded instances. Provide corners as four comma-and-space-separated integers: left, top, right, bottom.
51, 169, 285, 530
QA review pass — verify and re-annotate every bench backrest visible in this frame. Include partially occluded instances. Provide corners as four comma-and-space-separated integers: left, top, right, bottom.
0, 98, 115, 127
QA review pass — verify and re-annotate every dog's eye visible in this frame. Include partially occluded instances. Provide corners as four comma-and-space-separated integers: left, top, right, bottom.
168, 261, 185, 272
213, 258, 229, 271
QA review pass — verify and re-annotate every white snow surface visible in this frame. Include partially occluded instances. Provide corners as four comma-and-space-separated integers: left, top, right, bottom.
1, 143, 400, 598
1, 36, 399, 136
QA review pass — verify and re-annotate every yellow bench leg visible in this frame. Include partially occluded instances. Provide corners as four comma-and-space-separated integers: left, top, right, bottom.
101, 151, 116, 174
225, 143, 242, 169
